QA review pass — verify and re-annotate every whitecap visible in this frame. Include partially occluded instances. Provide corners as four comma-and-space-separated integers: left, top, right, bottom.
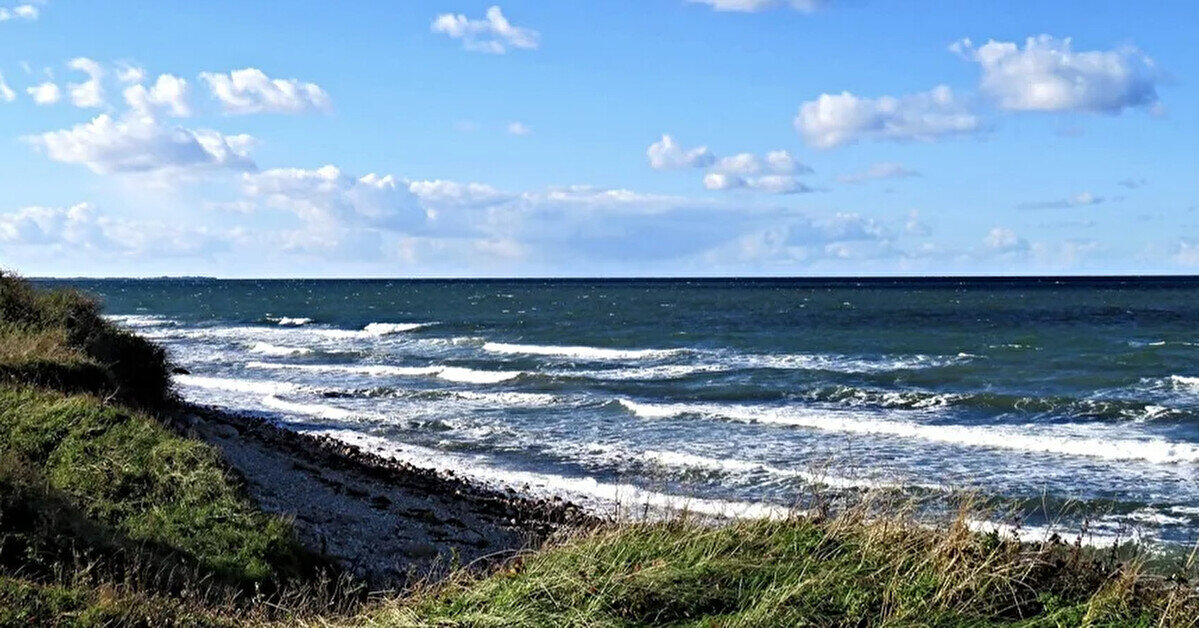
246, 361, 521, 384
248, 342, 314, 357
617, 399, 1199, 464
261, 395, 356, 421
175, 374, 303, 396
483, 342, 682, 361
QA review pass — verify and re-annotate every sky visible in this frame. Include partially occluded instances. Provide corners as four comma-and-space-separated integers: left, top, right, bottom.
0, 0, 1196, 278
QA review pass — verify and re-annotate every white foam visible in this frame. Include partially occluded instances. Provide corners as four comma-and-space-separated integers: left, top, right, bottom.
618, 399, 1199, 464
261, 395, 356, 421
174, 374, 303, 396
270, 317, 313, 326
248, 342, 314, 357
638, 449, 937, 491
564, 364, 726, 381
483, 342, 682, 361
730, 352, 966, 374
246, 361, 521, 384
317, 429, 789, 520
363, 322, 429, 335
105, 314, 173, 328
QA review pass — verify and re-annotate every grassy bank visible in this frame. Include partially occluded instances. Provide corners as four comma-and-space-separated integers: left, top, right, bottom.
3, 270, 1199, 626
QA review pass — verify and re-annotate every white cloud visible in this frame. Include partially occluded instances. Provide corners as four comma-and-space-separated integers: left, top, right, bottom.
507, 121, 531, 135
199, 68, 331, 115
0, 203, 104, 247
27, 81, 60, 105
1174, 240, 1199, 267
686, 0, 824, 12
0, 3, 37, 21
243, 165, 425, 233
984, 227, 1028, 252
703, 172, 812, 194
408, 179, 512, 208
0, 72, 14, 102
838, 162, 920, 184
115, 62, 146, 85
124, 74, 191, 117
952, 35, 1160, 113
431, 6, 539, 54
27, 113, 256, 175
66, 57, 105, 108
1018, 191, 1104, 210
704, 149, 813, 194
795, 85, 982, 149
647, 134, 716, 169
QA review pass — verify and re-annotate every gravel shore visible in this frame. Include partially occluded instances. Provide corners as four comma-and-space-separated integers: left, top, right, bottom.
177, 404, 594, 587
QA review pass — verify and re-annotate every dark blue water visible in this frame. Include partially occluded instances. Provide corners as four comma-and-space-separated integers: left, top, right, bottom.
45, 277, 1199, 546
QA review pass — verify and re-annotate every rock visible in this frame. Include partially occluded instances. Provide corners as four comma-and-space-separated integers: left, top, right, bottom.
400, 542, 440, 559
172, 367, 191, 375
211, 423, 239, 439
370, 495, 392, 509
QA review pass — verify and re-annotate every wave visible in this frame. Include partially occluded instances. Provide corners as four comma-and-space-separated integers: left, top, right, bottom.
105, 314, 175, 328
309, 322, 432, 339
617, 399, 1199, 464
483, 342, 683, 361
316, 429, 789, 519
248, 342, 314, 357
728, 352, 969, 374
174, 374, 304, 396
246, 361, 521, 384
267, 316, 313, 326
562, 364, 728, 381
637, 449, 940, 491
261, 395, 357, 421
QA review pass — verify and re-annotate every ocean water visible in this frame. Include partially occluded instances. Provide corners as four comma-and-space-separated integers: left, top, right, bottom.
44, 277, 1199, 546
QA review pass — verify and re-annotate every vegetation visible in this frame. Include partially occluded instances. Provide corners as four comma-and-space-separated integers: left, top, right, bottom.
3, 269, 1199, 626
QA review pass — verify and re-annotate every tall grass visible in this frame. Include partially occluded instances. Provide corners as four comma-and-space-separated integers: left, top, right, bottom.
360, 500, 1199, 627
0, 271, 171, 408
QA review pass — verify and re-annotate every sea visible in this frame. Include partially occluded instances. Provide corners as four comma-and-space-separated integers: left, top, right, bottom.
42, 277, 1199, 548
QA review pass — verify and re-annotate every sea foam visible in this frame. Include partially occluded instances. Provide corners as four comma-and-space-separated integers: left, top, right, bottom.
174, 374, 303, 396
246, 361, 521, 384
618, 400, 1199, 464
483, 342, 682, 361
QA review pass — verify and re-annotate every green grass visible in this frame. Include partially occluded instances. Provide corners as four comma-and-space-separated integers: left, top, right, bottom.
359, 513, 1199, 627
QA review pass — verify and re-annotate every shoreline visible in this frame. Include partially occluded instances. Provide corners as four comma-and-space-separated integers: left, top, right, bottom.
178, 403, 595, 587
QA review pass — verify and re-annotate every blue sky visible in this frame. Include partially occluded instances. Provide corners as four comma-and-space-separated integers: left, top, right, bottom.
0, 0, 1196, 277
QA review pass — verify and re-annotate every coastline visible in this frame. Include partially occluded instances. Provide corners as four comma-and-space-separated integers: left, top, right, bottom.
177, 403, 595, 587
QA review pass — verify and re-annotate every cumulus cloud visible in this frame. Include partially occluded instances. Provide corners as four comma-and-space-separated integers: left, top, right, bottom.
984, 227, 1028, 252
647, 134, 716, 169
408, 179, 512, 208
199, 68, 331, 115
124, 74, 190, 117
952, 35, 1160, 114
27, 81, 60, 105
686, 0, 825, 12
796, 87, 981, 149
243, 165, 425, 232
651, 136, 812, 195
115, 62, 146, 85
838, 162, 920, 184
27, 113, 256, 175
66, 57, 104, 108
0, 3, 37, 21
704, 150, 813, 194
431, 6, 539, 54
0, 203, 105, 247
796, 85, 982, 149
507, 121, 531, 135
1018, 191, 1104, 210
0, 72, 14, 102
